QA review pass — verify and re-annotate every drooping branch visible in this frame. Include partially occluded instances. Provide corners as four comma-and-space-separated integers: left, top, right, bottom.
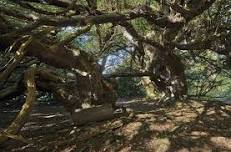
20, 0, 73, 8
0, 6, 37, 22
57, 25, 92, 46
120, 21, 164, 50
0, 36, 33, 83
0, 66, 37, 143
0, 0, 224, 107
103, 72, 152, 78
170, 0, 216, 22
1, 4, 200, 40
175, 32, 230, 56
0, 0, 217, 43
11, 0, 80, 16
175, 37, 214, 50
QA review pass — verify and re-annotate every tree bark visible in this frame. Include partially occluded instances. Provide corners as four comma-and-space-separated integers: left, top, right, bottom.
0, 66, 37, 143
71, 104, 115, 125
0, 36, 32, 83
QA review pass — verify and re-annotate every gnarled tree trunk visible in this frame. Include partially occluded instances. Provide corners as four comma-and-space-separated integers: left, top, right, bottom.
146, 45, 187, 100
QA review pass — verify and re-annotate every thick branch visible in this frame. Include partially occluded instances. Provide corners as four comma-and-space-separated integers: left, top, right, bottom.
175, 33, 228, 52
21, 0, 72, 8
57, 25, 92, 46
1, 5, 189, 39
103, 72, 152, 78
26, 39, 95, 72
171, 0, 216, 22
120, 21, 164, 50
0, 6, 37, 22
0, 36, 33, 83
0, 66, 37, 143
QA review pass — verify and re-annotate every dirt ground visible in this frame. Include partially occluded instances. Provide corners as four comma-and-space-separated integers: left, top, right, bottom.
0, 99, 231, 152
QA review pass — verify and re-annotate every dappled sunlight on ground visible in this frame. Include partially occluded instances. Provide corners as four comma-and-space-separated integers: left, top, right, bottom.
0, 99, 231, 152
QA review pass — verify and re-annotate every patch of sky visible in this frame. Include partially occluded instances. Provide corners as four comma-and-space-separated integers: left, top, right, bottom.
101, 49, 130, 74
60, 26, 132, 74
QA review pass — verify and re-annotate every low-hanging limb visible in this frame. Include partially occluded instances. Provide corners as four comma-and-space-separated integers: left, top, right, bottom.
0, 66, 37, 143
103, 72, 152, 78
0, 36, 33, 83
34, 68, 118, 125
120, 20, 187, 99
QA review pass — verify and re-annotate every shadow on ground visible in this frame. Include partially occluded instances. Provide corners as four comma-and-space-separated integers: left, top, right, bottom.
0, 99, 230, 152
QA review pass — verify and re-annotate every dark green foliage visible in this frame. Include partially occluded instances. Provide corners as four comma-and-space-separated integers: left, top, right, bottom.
117, 77, 146, 97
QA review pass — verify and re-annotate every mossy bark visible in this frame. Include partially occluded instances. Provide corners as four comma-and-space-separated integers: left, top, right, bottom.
0, 67, 37, 143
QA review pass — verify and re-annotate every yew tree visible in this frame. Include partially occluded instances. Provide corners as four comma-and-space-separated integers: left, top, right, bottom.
0, 0, 230, 141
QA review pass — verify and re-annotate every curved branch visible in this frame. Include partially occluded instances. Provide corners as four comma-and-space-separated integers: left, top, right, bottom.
1, 5, 190, 39
0, 66, 37, 143
103, 72, 152, 78
0, 36, 33, 83
57, 25, 92, 46
120, 21, 164, 50
171, 0, 216, 22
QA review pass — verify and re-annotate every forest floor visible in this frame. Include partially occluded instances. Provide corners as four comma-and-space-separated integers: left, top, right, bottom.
0, 98, 231, 152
